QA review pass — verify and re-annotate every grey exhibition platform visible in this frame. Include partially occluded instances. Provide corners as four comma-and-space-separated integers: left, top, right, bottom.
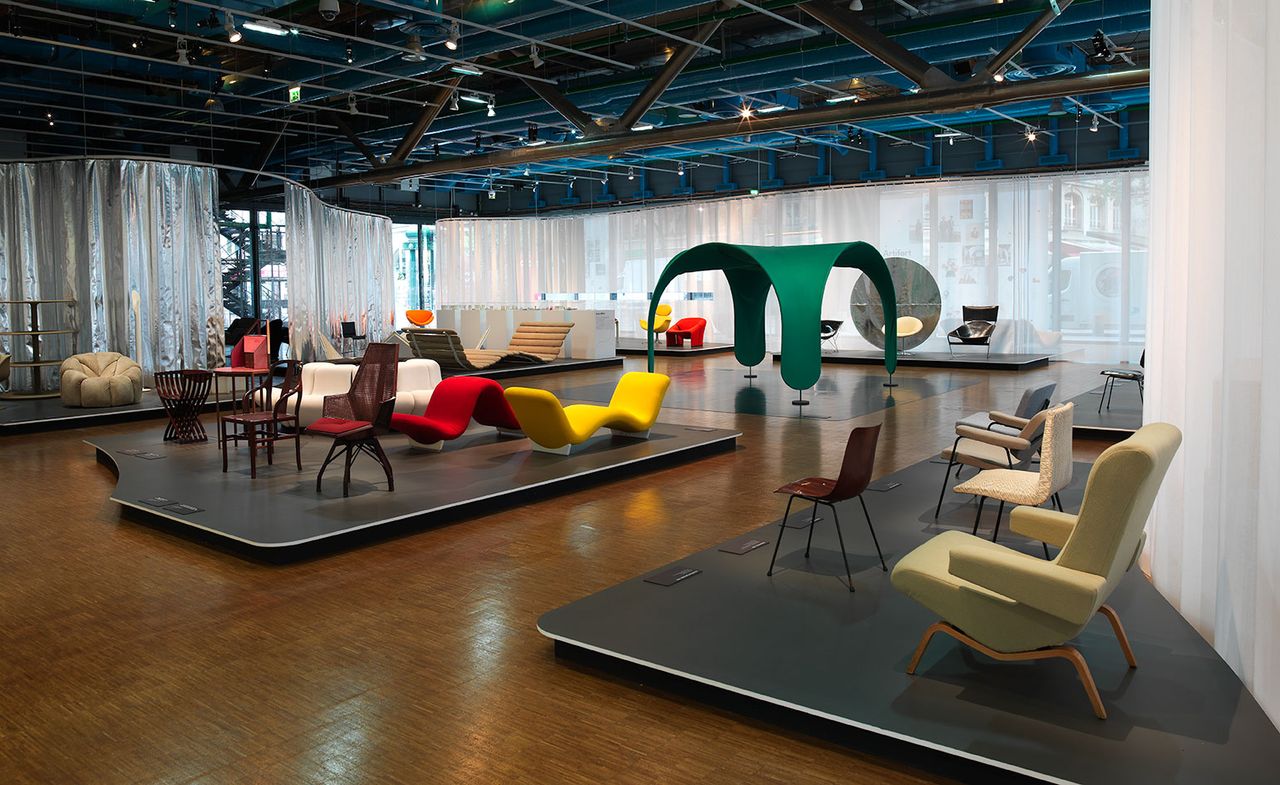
615, 338, 737, 357
775, 349, 1054, 371
539, 457, 1280, 785
89, 422, 738, 556
1070, 382, 1143, 439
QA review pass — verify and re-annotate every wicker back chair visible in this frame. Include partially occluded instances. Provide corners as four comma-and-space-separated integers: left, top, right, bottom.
307, 343, 400, 496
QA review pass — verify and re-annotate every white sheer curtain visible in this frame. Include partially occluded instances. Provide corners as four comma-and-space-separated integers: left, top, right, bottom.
284, 184, 394, 361
1148, 0, 1280, 725
436, 170, 1148, 362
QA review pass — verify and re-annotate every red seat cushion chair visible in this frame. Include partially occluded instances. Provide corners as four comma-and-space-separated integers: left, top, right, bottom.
391, 376, 522, 448
666, 317, 706, 347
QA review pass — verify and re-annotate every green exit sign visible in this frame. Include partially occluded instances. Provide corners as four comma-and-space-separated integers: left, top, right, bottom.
288, 84, 301, 103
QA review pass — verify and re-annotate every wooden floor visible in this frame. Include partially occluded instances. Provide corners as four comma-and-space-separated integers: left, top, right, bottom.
0, 355, 1115, 785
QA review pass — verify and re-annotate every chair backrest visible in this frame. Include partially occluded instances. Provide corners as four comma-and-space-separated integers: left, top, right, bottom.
962, 305, 999, 323
829, 424, 882, 501
1033, 403, 1074, 500
403, 328, 474, 370
346, 342, 399, 423
655, 304, 673, 317
1014, 383, 1057, 420
154, 368, 211, 402
607, 372, 671, 420
0, 352, 9, 383
820, 320, 842, 338
270, 360, 302, 417
340, 321, 358, 339
406, 309, 434, 327
671, 317, 705, 332
1057, 423, 1182, 591
508, 322, 573, 358
398, 358, 442, 392
897, 316, 924, 336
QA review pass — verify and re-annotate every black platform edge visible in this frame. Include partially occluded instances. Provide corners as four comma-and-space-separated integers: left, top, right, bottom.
773, 352, 1053, 371
544, 637, 1037, 785
94, 432, 738, 564
450, 355, 625, 380
615, 344, 737, 357
2, 401, 215, 437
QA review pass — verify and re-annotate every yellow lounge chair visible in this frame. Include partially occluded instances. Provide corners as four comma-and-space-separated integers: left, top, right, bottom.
504, 372, 671, 455
639, 303, 673, 333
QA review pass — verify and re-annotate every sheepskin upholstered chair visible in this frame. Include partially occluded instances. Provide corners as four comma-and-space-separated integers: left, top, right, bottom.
60, 352, 143, 407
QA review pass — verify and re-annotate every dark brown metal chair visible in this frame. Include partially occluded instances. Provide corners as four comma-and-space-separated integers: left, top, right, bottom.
766, 424, 886, 592
155, 369, 212, 443
1099, 350, 1145, 412
306, 342, 398, 497
220, 360, 303, 479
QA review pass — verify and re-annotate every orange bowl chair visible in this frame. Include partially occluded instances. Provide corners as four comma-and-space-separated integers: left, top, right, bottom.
406, 309, 435, 328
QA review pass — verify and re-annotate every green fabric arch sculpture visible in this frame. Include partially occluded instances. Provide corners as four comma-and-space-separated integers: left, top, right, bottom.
646, 242, 899, 390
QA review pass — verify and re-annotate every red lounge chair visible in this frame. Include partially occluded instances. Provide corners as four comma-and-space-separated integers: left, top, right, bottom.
666, 317, 706, 348
390, 376, 522, 449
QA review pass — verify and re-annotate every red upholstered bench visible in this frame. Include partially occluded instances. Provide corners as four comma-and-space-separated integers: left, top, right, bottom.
391, 376, 522, 449
666, 317, 706, 347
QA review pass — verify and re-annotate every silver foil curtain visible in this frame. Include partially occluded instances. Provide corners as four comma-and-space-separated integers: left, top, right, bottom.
0, 159, 223, 387
284, 184, 394, 361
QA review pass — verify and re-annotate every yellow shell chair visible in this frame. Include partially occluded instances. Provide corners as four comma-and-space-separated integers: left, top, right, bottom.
640, 304, 673, 334
504, 372, 671, 455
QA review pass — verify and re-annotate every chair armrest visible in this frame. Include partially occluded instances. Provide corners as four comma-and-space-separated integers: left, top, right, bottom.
955, 424, 1031, 452
949, 545, 1104, 625
988, 411, 1030, 429
1010, 506, 1078, 548
322, 393, 355, 420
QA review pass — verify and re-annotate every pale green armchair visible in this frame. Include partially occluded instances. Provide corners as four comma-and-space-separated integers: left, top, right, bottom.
891, 422, 1182, 719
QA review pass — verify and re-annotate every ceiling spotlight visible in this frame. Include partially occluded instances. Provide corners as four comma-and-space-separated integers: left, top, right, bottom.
530, 43, 543, 69
318, 0, 340, 22
1047, 98, 1067, 116
345, 43, 353, 64
176, 38, 190, 66
168, 0, 177, 29
628, 167, 635, 181
993, 68, 1005, 83
488, 187, 497, 199
474, 131, 482, 152
347, 93, 358, 115
449, 92, 459, 111
1090, 115, 1100, 132
225, 13, 242, 44
740, 104, 753, 119
1025, 127, 1038, 142
849, 0, 863, 9
433, 141, 441, 157
130, 36, 145, 50
677, 162, 685, 176
45, 112, 53, 127
445, 20, 460, 51
403, 34, 427, 62
486, 98, 495, 117
948, 136, 954, 146
527, 123, 538, 143
205, 96, 224, 111
524, 165, 531, 176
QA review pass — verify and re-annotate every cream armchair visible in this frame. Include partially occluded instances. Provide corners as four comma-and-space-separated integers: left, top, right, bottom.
891, 422, 1182, 719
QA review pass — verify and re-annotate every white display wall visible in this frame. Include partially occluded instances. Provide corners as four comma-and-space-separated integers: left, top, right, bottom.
436, 169, 1148, 362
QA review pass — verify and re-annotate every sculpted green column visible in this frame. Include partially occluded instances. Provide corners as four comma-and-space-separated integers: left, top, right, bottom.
646, 242, 898, 390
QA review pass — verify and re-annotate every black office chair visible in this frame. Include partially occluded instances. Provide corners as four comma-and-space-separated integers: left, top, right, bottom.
820, 320, 843, 353
1098, 350, 1144, 412
340, 321, 367, 357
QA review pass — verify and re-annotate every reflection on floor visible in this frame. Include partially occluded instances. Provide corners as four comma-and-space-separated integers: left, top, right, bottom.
558, 365, 978, 421
541, 455, 1280, 785
1070, 380, 1143, 437
776, 349, 1053, 371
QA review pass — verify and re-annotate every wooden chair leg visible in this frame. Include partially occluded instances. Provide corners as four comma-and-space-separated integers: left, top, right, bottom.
906, 621, 1109, 720
369, 438, 394, 491
1098, 604, 1138, 668
248, 423, 258, 480
294, 429, 302, 470
906, 621, 949, 674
